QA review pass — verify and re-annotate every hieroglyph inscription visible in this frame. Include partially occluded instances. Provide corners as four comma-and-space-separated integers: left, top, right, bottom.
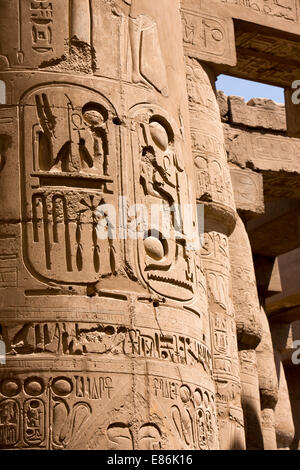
128, 104, 202, 302
182, 10, 226, 56
2, 323, 212, 373
217, 0, 297, 21
30, 1, 53, 54
21, 84, 119, 285
181, 8, 236, 66
107, 422, 162, 450
153, 379, 218, 450
0, 375, 113, 449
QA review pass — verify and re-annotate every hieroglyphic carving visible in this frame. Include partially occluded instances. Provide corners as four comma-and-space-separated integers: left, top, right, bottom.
0, 375, 112, 449
0, 111, 20, 221
186, 59, 220, 115
215, 378, 241, 406
0, 400, 20, 448
181, 8, 236, 66
74, 376, 113, 400
228, 96, 286, 131
216, 0, 297, 21
51, 401, 92, 449
0, 373, 217, 450
201, 232, 230, 268
24, 398, 45, 445
186, 58, 235, 207
1, 322, 212, 372
153, 380, 218, 450
30, 1, 53, 54
192, 130, 234, 204
182, 10, 225, 54
229, 216, 264, 449
253, 135, 296, 165
0, 267, 17, 288
21, 84, 119, 284
107, 423, 162, 450
225, 124, 300, 172
0, 0, 68, 68
0, 226, 18, 289
128, 104, 199, 301
185, 53, 244, 447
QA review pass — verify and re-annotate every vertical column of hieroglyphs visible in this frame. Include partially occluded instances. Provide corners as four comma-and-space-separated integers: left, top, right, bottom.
0, 0, 217, 449
184, 57, 245, 450
181, 0, 246, 448
229, 216, 264, 449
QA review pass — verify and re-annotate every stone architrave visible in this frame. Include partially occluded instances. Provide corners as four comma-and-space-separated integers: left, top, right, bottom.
229, 96, 286, 131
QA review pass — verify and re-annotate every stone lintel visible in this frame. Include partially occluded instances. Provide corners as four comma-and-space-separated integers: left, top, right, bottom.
224, 124, 300, 198
208, 0, 300, 36
181, 0, 237, 66
228, 96, 286, 131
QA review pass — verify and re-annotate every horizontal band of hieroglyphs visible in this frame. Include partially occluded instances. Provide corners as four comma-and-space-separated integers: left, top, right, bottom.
2, 322, 212, 372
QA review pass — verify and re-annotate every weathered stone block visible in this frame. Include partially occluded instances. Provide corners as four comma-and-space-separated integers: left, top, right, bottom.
229, 96, 286, 131
230, 166, 264, 217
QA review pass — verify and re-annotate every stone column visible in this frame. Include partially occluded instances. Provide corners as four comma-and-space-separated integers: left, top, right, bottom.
271, 322, 296, 450
256, 304, 278, 450
274, 356, 295, 449
229, 216, 264, 449
284, 363, 300, 450
0, 0, 218, 450
185, 58, 246, 449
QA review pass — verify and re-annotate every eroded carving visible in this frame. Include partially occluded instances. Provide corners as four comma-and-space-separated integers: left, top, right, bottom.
2, 322, 212, 372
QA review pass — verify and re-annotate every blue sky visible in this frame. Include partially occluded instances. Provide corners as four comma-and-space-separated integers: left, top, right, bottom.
216, 74, 284, 103
0, 75, 285, 105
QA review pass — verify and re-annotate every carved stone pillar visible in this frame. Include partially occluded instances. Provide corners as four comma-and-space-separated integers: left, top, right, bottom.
185, 58, 246, 449
284, 363, 300, 450
0, 0, 218, 450
270, 322, 296, 450
256, 304, 278, 450
274, 356, 295, 449
229, 216, 263, 449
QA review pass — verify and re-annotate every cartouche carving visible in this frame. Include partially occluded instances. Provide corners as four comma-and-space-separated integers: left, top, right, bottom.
22, 84, 118, 284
